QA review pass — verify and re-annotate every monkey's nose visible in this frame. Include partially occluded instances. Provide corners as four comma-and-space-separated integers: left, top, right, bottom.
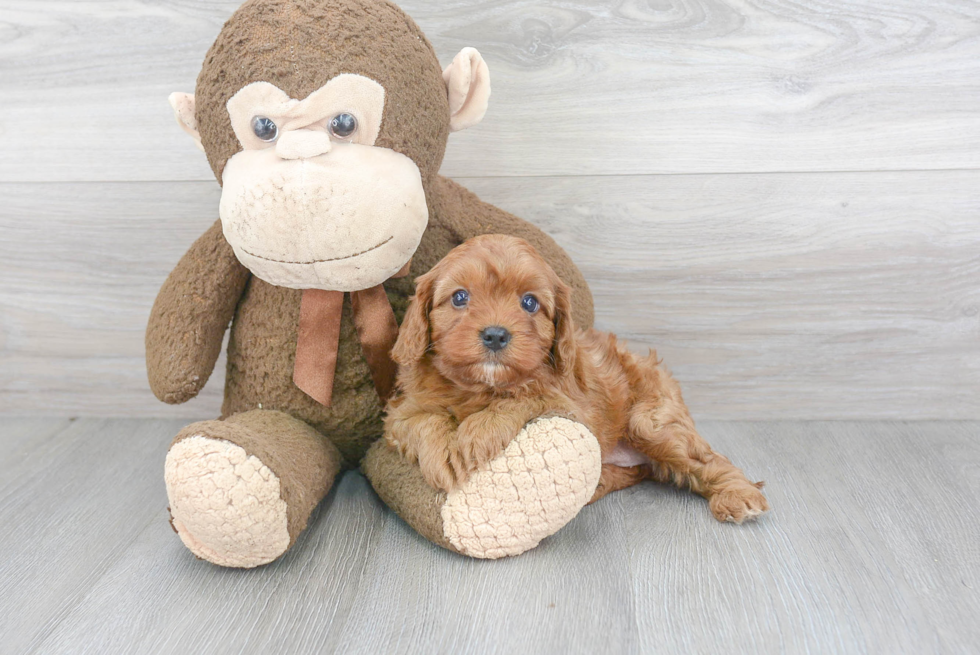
480, 326, 511, 352
276, 129, 333, 160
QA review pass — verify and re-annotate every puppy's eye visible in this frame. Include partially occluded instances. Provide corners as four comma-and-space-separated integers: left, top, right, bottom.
451, 289, 470, 308
251, 116, 279, 142
329, 113, 357, 139
521, 294, 540, 314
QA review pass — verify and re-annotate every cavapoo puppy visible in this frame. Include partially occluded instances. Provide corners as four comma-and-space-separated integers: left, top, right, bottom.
385, 234, 769, 523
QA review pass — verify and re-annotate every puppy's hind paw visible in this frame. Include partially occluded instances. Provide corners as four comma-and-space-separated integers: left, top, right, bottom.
709, 483, 770, 524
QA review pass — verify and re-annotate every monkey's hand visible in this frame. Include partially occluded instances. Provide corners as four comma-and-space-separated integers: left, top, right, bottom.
146, 220, 249, 404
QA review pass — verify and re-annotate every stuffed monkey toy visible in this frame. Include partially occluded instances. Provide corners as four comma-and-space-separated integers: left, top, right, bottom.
150, 0, 603, 566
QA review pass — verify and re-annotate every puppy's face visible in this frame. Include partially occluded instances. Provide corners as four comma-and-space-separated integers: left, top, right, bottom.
393, 235, 577, 391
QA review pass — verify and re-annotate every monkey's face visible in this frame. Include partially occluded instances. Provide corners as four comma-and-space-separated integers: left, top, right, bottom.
170, 0, 492, 292
217, 77, 427, 291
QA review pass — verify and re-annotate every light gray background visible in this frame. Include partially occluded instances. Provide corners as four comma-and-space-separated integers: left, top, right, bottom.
2, 0, 977, 419
1, 2, 978, 653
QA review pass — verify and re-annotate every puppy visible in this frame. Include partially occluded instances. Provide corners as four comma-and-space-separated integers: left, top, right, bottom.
385, 235, 769, 523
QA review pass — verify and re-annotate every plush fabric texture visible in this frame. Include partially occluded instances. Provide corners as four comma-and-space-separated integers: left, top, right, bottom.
169, 92, 204, 151
148, 179, 595, 561
167, 410, 342, 565
146, 219, 249, 404
363, 416, 602, 558
441, 417, 602, 559
219, 143, 427, 291
148, 0, 598, 565
443, 48, 491, 133
150, 180, 596, 467
195, 0, 450, 183
361, 438, 454, 551
225, 76, 386, 150
166, 436, 290, 568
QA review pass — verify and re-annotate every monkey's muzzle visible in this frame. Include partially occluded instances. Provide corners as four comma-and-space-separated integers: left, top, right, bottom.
219, 143, 428, 291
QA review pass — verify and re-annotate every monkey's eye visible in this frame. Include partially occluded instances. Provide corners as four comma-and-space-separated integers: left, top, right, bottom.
521, 294, 540, 314
451, 289, 469, 308
251, 116, 279, 142
329, 113, 358, 139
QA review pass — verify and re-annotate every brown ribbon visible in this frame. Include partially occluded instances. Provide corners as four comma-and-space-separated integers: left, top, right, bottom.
293, 289, 345, 406
293, 260, 411, 407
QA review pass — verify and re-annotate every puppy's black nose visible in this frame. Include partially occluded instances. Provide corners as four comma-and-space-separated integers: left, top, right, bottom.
480, 326, 511, 352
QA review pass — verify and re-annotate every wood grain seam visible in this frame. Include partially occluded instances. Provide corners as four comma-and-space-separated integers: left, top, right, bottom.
4, 166, 980, 186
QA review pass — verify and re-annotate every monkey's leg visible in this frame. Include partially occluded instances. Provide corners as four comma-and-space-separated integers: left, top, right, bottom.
363, 416, 602, 559
164, 409, 342, 568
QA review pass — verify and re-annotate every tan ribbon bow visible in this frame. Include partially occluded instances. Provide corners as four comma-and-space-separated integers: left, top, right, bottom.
293, 260, 411, 407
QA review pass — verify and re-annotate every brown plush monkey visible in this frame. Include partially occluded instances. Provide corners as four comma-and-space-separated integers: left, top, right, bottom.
150, 0, 603, 566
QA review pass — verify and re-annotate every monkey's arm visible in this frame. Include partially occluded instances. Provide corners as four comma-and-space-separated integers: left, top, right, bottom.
146, 219, 250, 404
428, 176, 595, 328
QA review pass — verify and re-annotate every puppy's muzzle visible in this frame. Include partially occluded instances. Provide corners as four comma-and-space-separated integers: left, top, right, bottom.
480, 326, 511, 352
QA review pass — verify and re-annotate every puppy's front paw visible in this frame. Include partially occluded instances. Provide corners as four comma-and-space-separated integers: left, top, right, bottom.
416, 442, 458, 493
454, 411, 519, 479
709, 482, 769, 524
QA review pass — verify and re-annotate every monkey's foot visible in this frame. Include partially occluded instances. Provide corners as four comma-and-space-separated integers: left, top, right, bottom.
165, 435, 290, 568
364, 416, 602, 559
164, 411, 342, 568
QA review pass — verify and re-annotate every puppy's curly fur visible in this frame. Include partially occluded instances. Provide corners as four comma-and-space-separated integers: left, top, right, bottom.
385, 235, 769, 523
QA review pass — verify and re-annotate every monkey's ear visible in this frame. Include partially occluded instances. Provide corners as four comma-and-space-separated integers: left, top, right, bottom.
442, 47, 491, 132
168, 92, 205, 152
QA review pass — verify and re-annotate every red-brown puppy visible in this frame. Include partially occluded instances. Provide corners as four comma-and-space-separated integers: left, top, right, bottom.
386, 235, 769, 523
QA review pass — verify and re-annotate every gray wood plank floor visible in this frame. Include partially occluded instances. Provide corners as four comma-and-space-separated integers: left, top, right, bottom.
2, 418, 977, 654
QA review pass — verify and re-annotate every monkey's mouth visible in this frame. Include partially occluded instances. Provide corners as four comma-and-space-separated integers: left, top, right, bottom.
240, 236, 393, 265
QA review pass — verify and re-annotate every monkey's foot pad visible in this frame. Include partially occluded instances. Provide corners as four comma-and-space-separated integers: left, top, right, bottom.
165, 436, 289, 568
441, 417, 602, 559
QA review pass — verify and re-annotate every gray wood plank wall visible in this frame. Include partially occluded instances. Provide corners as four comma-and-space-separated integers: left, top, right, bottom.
1, 0, 978, 419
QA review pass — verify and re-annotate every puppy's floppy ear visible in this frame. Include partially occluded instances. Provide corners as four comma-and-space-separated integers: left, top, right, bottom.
551, 280, 577, 378
392, 270, 436, 366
